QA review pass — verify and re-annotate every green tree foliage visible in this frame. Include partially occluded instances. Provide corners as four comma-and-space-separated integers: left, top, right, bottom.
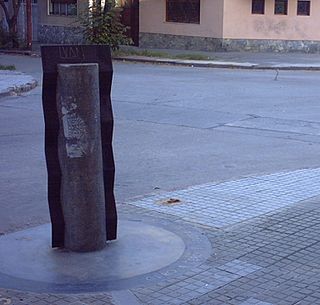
78, 0, 132, 50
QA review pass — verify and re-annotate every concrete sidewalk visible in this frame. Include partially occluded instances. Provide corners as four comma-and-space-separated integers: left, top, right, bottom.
3, 45, 320, 72
114, 46, 320, 70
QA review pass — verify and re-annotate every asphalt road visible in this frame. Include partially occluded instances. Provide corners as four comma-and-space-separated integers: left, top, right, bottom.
1, 54, 320, 233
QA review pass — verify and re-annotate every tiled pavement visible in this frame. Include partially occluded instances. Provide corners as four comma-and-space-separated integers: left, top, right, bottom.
129, 168, 320, 229
3, 167, 320, 304
0, 291, 115, 305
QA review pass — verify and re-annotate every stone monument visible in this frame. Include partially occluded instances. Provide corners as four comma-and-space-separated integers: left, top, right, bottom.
41, 45, 117, 250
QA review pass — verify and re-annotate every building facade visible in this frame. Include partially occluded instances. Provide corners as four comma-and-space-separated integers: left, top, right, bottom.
140, 0, 320, 52
36, 0, 138, 45
2, 0, 319, 52
37, 0, 85, 44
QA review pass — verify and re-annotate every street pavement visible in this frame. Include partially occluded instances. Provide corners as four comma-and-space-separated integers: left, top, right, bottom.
1, 48, 320, 96
2, 52, 320, 304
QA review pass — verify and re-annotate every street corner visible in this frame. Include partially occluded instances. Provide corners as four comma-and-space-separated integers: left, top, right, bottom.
0, 71, 38, 98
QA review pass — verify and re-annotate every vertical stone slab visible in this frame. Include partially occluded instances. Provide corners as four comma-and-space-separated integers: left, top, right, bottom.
57, 63, 106, 252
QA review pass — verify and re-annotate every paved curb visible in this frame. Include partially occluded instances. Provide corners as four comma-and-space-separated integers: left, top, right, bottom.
114, 56, 320, 71
2, 50, 320, 71
0, 49, 39, 57
0, 76, 38, 98
0, 49, 31, 56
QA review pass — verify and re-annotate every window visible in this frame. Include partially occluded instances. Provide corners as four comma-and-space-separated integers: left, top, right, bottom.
252, 0, 265, 14
166, 0, 200, 24
275, 0, 288, 14
297, 0, 310, 15
49, 0, 77, 16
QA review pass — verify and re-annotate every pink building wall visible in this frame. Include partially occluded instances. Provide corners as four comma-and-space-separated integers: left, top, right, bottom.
223, 0, 320, 41
140, 0, 224, 38
139, 0, 320, 52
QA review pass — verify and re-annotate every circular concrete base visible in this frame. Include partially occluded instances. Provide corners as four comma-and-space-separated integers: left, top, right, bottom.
0, 218, 211, 293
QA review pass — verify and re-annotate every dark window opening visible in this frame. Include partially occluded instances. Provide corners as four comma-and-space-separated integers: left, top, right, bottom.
49, 0, 77, 16
252, 0, 265, 14
275, 0, 288, 14
297, 0, 310, 15
166, 0, 200, 24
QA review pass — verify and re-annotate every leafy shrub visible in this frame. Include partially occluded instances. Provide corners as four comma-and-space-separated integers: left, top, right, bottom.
0, 64, 16, 70
78, 0, 132, 50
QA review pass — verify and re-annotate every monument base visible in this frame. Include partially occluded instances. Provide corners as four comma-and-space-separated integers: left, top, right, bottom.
0, 217, 211, 293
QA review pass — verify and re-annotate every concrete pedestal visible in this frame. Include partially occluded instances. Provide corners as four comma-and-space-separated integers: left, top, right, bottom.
56, 63, 106, 252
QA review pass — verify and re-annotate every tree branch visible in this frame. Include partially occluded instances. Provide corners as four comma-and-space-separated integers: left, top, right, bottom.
0, 0, 11, 25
